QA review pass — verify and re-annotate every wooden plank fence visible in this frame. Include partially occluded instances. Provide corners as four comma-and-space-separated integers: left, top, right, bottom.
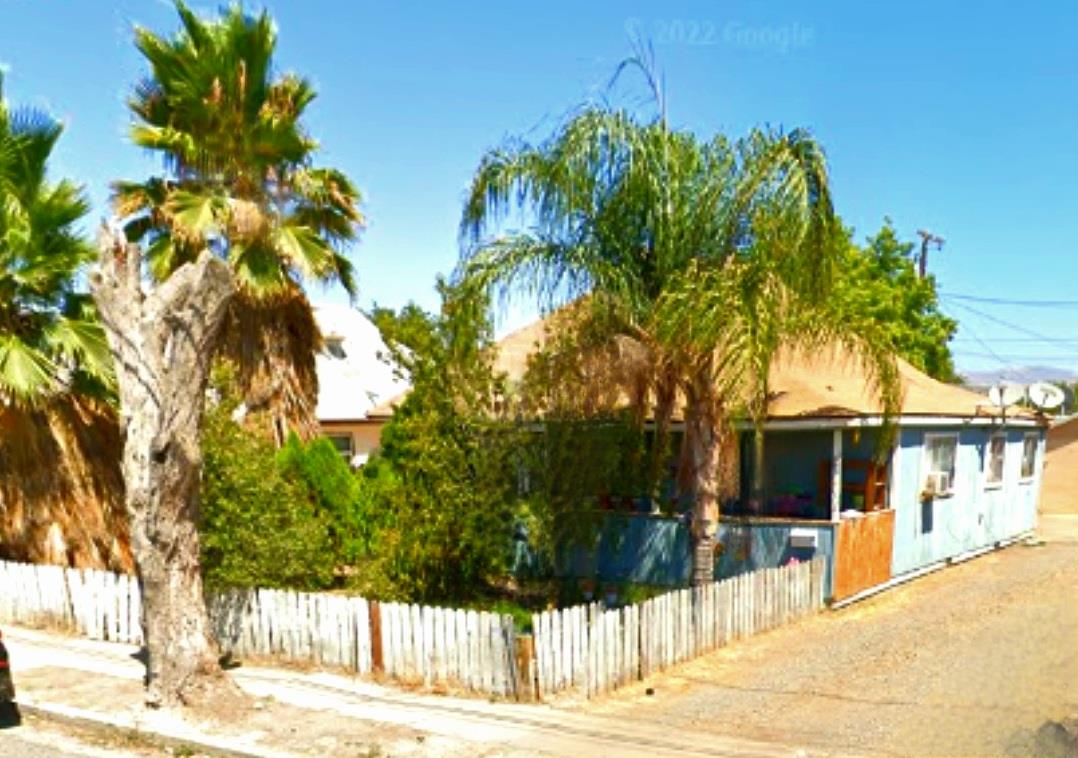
0, 560, 514, 696
376, 602, 519, 697
531, 557, 826, 699
0, 556, 825, 702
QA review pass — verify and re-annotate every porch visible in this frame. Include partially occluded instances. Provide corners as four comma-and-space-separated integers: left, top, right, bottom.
540, 423, 897, 602
717, 424, 897, 602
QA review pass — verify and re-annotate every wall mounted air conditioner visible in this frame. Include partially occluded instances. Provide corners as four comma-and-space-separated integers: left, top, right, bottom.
789, 528, 818, 549
924, 471, 952, 496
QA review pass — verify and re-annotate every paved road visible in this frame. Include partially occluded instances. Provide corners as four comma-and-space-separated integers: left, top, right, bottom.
586, 516, 1078, 756
0, 725, 132, 757
7, 627, 813, 757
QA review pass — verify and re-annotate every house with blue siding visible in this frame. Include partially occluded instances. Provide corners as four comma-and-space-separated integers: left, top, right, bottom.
717, 347, 1044, 601
496, 319, 1046, 602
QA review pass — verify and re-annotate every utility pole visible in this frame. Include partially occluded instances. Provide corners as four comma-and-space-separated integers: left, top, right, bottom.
916, 229, 944, 278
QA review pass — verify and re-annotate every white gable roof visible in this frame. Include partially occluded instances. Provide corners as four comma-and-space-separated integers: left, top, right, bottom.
313, 304, 409, 422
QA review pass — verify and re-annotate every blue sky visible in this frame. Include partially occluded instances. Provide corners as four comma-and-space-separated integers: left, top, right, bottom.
2, 0, 1077, 376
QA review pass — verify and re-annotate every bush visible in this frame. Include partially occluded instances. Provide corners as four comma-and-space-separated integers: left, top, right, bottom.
365, 280, 523, 603
277, 433, 364, 563
200, 398, 337, 591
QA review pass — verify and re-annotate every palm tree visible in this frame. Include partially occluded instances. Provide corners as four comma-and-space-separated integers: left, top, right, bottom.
0, 74, 127, 569
461, 102, 900, 584
113, 1, 364, 442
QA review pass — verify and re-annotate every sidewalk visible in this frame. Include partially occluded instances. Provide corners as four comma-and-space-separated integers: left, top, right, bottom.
3, 625, 829, 758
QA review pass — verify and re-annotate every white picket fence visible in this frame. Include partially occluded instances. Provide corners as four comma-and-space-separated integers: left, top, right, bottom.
0, 556, 825, 702
377, 602, 520, 696
0, 559, 515, 696
0, 561, 144, 644
208, 588, 373, 673
531, 557, 826, 699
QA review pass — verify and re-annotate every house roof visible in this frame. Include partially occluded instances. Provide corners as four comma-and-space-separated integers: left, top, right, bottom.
490, 312, 1031, 422
313, 304, 409, 423
766, 346, 1005, 419
368, 309, 1039, 424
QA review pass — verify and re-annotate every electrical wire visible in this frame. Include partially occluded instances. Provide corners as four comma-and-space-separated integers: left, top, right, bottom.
941, 296, 1078, 348
941, 292, 1078, 308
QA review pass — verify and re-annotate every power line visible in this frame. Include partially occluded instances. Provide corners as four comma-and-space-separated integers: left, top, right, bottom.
953, 350, 1078, 362
951, 337, 1078, 343
940, 303, 1013, 369
941, 297, 1078, 348
941, 292, 1078, 308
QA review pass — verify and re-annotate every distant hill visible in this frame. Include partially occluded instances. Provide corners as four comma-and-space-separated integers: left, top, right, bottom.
960, 365, 1078, 387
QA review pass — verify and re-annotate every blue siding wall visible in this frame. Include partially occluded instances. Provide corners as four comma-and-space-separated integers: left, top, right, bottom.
556, 515, 692, 586
890, 425, 1043, 576
550, 514, 836, 593
715, 520, 836, 598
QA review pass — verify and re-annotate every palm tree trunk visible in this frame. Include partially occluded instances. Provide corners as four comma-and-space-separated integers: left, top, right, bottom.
751, 423, 766, 512
682, 374, 723, 586
92, 234, 236, 708
647, 368, 677, 508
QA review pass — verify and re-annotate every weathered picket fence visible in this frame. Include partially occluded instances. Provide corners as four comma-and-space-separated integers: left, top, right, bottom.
376, 602, 520, 696
0, 559, 516, 695
208, 588, 373, 673
0, 561, 143, 644
530, 557, 826, 699
0, 556, 825, 702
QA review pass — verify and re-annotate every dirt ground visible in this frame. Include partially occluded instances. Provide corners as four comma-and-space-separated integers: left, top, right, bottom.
580, 516, 1078, 757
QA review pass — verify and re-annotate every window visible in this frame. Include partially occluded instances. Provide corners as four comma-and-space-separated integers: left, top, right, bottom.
326, 433, 354, 459
984, 433, 1005, 488
323, 334, 347, 359
1020, 433, 1039, 481
923, 433, 957, 497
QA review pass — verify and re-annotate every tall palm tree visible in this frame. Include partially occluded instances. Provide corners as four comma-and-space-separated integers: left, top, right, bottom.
114, 1, 364, 442
461, 103, 900, 584
0, 74, 128, 569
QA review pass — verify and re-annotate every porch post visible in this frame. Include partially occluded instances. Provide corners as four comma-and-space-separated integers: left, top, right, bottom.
831, 429, 843, 522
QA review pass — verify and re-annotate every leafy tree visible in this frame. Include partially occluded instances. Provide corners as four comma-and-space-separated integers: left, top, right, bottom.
460, 66, 900, 584
834, 221, 958, 382
366, 280, 521, 602
113, 0, 364, 442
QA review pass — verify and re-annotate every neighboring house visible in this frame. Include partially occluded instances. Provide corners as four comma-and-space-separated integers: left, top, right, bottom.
496, 316, 1047, 601
313, 304, 409, 466
1040, 415, 1078, 514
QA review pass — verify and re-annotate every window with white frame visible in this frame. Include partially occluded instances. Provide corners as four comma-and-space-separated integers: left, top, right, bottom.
1020, 433, 1038, 481
326, 433, 354, 460
984, 433, 1005, 488
923, 433, 958, 497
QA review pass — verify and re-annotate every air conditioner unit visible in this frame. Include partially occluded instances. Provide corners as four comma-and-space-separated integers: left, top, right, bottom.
789, 528, 818, 549
924, 471, 951, 496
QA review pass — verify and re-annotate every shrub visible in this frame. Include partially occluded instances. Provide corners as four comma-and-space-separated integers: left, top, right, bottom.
200, 397, 336, 590
277, 433, 364, 563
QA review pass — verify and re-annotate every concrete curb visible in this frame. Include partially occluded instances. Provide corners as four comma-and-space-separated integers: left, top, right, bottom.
16, 699, 275, 758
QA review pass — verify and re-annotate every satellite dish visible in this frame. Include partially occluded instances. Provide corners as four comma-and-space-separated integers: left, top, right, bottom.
988, 382, 1026, 408
1028, 381, 1065, 411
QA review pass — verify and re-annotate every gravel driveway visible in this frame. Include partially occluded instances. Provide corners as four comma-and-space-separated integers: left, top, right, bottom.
583, 516, 1078, 756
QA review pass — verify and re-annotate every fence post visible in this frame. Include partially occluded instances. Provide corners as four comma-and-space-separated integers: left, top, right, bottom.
369, 600, 384, 674
513, 632, 536, 702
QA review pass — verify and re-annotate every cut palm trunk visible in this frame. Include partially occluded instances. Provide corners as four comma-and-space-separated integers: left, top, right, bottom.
91, 229, 235, 708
